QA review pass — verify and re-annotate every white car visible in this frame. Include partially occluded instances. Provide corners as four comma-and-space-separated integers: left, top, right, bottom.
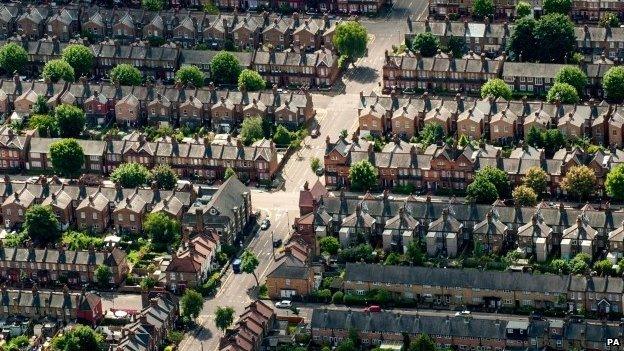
260, 219, 270, 230
275, 300, 292, 308
455, 310, 471, 316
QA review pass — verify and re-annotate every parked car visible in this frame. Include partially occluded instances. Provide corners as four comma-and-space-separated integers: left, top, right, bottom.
364, 305, 381, 312
275, 300, 292, 308
311, 127, 320, 138
260, 219, 270, 230
273, 239, 283, 248
232, 259, 242, 274
455, 310, 471, 316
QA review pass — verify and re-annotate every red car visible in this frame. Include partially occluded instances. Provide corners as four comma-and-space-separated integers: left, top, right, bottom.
364, 305, 381, 312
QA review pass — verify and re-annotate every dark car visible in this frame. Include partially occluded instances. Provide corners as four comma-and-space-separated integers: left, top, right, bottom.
273, 239, 283, 248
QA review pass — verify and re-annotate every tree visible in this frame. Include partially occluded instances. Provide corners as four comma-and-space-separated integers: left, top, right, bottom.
555, 66, 587, 95
419, 123, 445, 146
405, 241, 424, 265
240, 249, 260, 286
332, 21, 368, 61
599, 13, 620, 28
23, 205, 61, 245
549, 259, 571, 274
446, 36, 466, 58
240, 116, 264, 145
224, 167, 236, 179
238, 69, 266, 91
606, 165, 624, 200
310, 157, 321, 174
62, 44, 94, 77
3, 335, 29, 351
142, 0, 165, 11
349, 160, 379, 191
180, 289, 203, 321
50, 138, 84, 178
273, 125, 292, 146
62, 231, 104, 250
384, 252, 402, 265
29, 114, 58, 137
152, 164, 178, 190
515, 1, 532, 17
32, 95, 49, 115
523, 166, 549, 195
0, 43, 27, 74
570, 253, 590, 274
175, 65, 205, 87
319, 236, 340, 255
215, 306, 235, 334
602, 66, 624, 102
210, 51, 241, 85
54, 104, 86, 138
543, 0, 572, 14
533, 13, 575, 63
143, 212, 180, 251
547, 82, 579, 104
526, 126, 542, 147
475, 166, 510, 197
409, 334, 436, 351
542, 129, 566, 152
335, 339, 356, 351
506, 17, 537, 62
512, 185, 538, 206
43, 59, 75, 83
472, 0, 495, 19
411, 32, 439, 57
481, 78, 512, 100
95, 265, 112, 286
110, 64, 143, 86
467, 177, 498, 204
50, 325, 105, 351
561, 165, 597, 200
594, 259, 614, 276
110, 163, 152, 188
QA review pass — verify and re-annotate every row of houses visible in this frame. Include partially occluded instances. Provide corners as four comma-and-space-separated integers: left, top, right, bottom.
213, 0, 388, 13
218, 300, 276, 351
355, 92, 624, 144
311, 308, 623, 350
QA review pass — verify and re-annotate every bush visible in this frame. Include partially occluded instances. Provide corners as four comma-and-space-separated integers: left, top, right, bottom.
332, 291, 344, 304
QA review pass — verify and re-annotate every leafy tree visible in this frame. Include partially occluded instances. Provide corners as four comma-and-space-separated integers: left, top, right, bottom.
180, 289, 203, 321
340, 129, 349, 139
594, 259, 614, 276
110, 163, 152, 188
561, 165, 597, 200
419, 123, 445, 146
237, 69, 266, 91
606, 164, 624, 200
32, 95, 49, 115
95, 265, 112, 286
332, 291, 344, 304
349, 160, 379, 191
472, 0, 495, 19
62, 231, 104, 250
405, 241, 424, 265
542, 129, 567, 152
332, 21, 368, 61
50, 325, 105, 351
411, 32, 439, 57
54, 104, 86, 138
140, 276, 157, 290
570, 253, 590, 274
549, 259, 570, 274
3, 335, 29, 351
210, 51, 241, 85
512, 185, 538, 206
241, 249, 260, 286
467, 177, 498, 204
555, 66, 587, 95
273, 125, 293, 146
599, 13, 620, 28
0, 43, 27, 74
62, 44, 94, 77
481, 78, 512, 100
515, 1, 532, 17
446, 36, 466, 58
142, 0, 165, 11
224, 167, 236, 179
240, 116, 264, 145
23, 205, 60, 245
547, 82, 579, 104
110, 64, 143, 86
475, 166, 510, 197
43, 59, 75, 83
319, 236, 340, 255
50, 138, 84, 178
507, 17, 537, 62
310, 157, 321, 174
533, 13, 576, 63
526, 126, 542, 147
384, 252, 401, 265
151, 164, 178, 190
523, 166, 549, 195
215, 306, 235, 334
543, 0, 572, 14
335, 339, 356, 351
602, 66, 624, 102
143, 212, 180, 251
175, 65, 205, 87
339, 243, 375, 263
409, 334, 436, 351
29, 114, 58, 137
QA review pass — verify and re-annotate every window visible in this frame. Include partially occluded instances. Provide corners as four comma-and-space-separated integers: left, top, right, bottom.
92, 212, 98, 220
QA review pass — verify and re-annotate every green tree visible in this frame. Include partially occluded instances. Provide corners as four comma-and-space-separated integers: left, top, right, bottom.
61, 44, 94, 77
446, 36, 466, 58
332, 21, 368, 62
599, 13, 620, 28
62, 231, 104, 250
405, 241, 424, 265
54, 104, 86, 138
175, 65, 205, 87
43, 59, 75, 83
210, 51, 242, 85
534, 13, 576, 63
110, 163, 152, 188
594, 259, 614, 276
0, 43, 27, 74
543, 0, 572, 14
180, 289, 203, 321
143, 212, 180, 251
570, 253, 590, 274
142, 0, 165, 11
50, 138, 84, 178
384, 252, 402, 265
241, 249, 260, 286
515, 1, 532, 17
547, 82, 579, 104
319, 236, 340, 255
467, 177, 498, 204
555, 66, 587, 95
332, 291, 344, 304
273, 125, 293, 146
549, 259, 571, 274
481, 78, 512, 100
140, 276, 157, 290
237, 69, 266, 91
542, 129, 567, 152
475, 166, 510, 197
95, 265, 112, 286
336, 339, 356, 351
472, 0, 495, 18
109, 64, 143, 86
29, 114, 58, 137
507, 17, 537, 61
409, 334, 436, 351
224, 167, 236, 179
50, 325, 105, 351
526, 126, 542, 147
606, 164, 624, 200
411, 32, 439, 57
3, 335, 29, 351
32, 95, 49, 115
310, 157, 321, 174
602, 66, 624, 102
561, 165, 597, 200
339, 244, 375, 262
215, 306, 235, 334
348, 160, 379, 191
523, 166, 549, 195
512, 185, 538, 206
23, 205, 61, 245
240, 116, 264, 145
151, 164, 178, 190
419, 123, 445, 146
